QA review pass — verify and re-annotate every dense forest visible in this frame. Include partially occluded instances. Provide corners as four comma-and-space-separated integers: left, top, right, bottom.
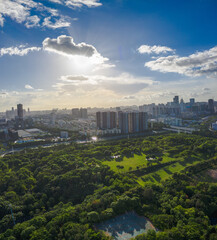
0, 133, 217, 239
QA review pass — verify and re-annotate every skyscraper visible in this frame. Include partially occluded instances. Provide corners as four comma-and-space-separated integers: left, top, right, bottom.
173, 96, 179, 104
17, 104, 23, 119
190, 98, 195, 105
208, 99, 215, 114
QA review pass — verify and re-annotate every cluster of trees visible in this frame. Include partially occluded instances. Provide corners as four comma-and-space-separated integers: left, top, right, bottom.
133, 172, 217, 239
0, 134, 216, 239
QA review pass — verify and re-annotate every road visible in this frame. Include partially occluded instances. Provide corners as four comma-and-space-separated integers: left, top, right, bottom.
0, 131, 155, 157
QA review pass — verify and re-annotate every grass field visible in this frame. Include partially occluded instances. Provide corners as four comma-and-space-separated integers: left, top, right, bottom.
103, 154, 147, 172
103, 152, 206, 185
137, 159, 202, 185
103, 153, 175, 173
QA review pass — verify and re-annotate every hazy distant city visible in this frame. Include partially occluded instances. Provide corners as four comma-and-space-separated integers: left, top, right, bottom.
0, 96, 216, 147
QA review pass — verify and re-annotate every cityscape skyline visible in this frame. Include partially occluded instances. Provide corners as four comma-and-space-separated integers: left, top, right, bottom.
0, 0, 217, 110
2, 95, 216, 113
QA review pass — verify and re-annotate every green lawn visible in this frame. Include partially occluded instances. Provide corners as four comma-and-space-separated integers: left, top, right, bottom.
103, 153, 175, 173
138, 157, 203, 185
103, 154, 147, 172
103, 152, 205, 185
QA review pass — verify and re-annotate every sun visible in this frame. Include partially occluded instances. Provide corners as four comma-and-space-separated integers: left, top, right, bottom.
67, 53, 107, 73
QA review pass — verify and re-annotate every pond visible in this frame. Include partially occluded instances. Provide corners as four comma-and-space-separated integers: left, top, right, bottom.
95, 211, 156, 240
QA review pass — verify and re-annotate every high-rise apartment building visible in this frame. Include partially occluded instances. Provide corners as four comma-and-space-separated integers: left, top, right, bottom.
96, 112, 117, 129
72, 108, 88, 119
110, 112, 117, 129
80, 108, 88, 119
118, 112, 129, 134
139, 112, 148, 132
97, 111, 148, 134
96, 112, 101, 129
72, 108, 80, 118
128, 112, 139, 133
102, 112, 109, 129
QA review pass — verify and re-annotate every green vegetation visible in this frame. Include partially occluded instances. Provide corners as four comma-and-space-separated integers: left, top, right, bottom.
0, 133, 217, 239
103, 154, 147, 172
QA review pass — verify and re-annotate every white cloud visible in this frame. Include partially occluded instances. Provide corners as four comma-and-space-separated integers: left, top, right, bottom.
0, 0, 32, 25
43, 35, 97, 57
54, 73, 155, 95
60, 75, 89, 82
48, 0, 63, 3
47, 0, 102, 8
0, 91, 9, 98
25, 84, 34, 89
25, 15, 40, 28
43, 35, 114, 70
0, 0, 71, 29
0, 45, 41, 57
42, 16, 71, 29
145, 46, 217, 77
0, 0, 100, 28
123, 95, 136, 100
138, 45, 174, 54
0, 14, 4, 26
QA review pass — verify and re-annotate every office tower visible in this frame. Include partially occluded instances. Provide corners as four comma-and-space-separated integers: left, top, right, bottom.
72, 108, 80, 118
116, 107, 121, 111
173, 96, 179, 104
190, 98, 195, 105
17, 104, 23, 119
180, 99, 185, 112
208, 99, 215, 114
80, 108, 88, 119
12, 107, 15, 118
6, 111, 11, 119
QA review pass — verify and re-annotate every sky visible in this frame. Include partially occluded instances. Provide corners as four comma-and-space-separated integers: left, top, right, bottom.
0, 0, 217, 111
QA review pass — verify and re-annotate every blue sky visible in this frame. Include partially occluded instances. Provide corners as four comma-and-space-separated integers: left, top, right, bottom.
0, 0, 217, 110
